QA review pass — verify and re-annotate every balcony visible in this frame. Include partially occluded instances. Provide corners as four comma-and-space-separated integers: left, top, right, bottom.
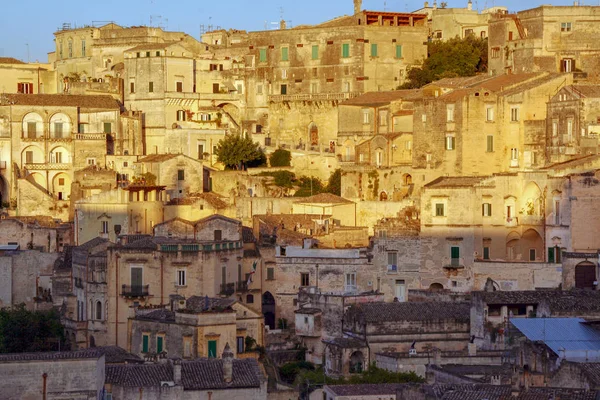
236, 281, 249, 292
505, 217, 518, 227
344, 285, 358, 294
25, 163, 70, 170
220, 283, 235, 296
269, 91, 361, 103
75, 133, 106, 140
121, 284, 149, 297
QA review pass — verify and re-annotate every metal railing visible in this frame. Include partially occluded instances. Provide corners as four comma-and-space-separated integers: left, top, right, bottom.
220, 283, 235, 296
121, 284, 149, 297
236, 281, 249, 292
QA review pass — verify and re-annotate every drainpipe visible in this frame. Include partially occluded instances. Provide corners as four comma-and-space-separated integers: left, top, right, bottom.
315, 264, 319, 291
115, 253, 120, 346
160, 255, 164, 305
42, 373, 47, 400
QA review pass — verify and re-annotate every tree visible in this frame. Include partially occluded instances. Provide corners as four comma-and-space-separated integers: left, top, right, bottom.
326, 169, 341, 196
0, 304, 65, 353
269, 148, 292, 167
216, 134, 265, 170
401, 36, 488, 89
294, 176, 325, 197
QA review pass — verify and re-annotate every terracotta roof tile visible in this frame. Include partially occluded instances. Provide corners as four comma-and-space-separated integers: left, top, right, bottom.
341, 89, 423, 107
294, 193, 353, 205
425, 176, 489, 189
346, 301, 471, 323
0, 350, 101, 362
0, 57, 25, 64
328, 383, 407, 396
1, 94, 120, 109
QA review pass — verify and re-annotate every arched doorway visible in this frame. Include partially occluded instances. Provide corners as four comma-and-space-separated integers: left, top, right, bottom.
379, 191, 388, 201
89, 335, 96, 348
429, 283, 444, 291
522, 182, 542, 216
404, 174, 412, 185
522, 229, 543, 261
575, 262, 596, 290
262, 291, 276, 329
308, 123, 319, 147
349, 351, 364, 373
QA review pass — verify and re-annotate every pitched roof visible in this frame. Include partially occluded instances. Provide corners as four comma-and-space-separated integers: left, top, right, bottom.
0, 350, 101, 362
1, 94, 120, 109
80, 346, 143, 364
341, 89, 423, 107
568, 85, 600, 99
425, 176, 489, 189
137, 153, 180, 163
125, 42, 178, 52
327, 383, 406, 396
196, 214, 241, 226
195, 192, 228, 209
511, 318, 600, 359
347, 301, 471, 323
475, 290, 600, 314
294, 192, 353, 205
242, 226, 256, 243
106, 359, 263, 389
0, 57, 25, 64
77, 237, 109, 252
322, 337, 366, 348
571, 363, 600, 386
182, 358, 262, 390
136, 308, 176, 322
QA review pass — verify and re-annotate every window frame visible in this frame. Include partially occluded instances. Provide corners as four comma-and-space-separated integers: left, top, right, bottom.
435, 203, 445, 217
177, 269, 187, 286
300, 272, 310, 287
342, 43, 350, 58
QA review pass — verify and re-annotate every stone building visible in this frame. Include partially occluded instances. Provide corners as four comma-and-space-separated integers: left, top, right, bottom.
0, 350, 105, 400
104, 348, 267, 400
203, 1, 428, 150
0, 57, 56, 94
129, 296, 263, 360
324, 301, 470, 376
0, 216, 71, 252
546, 85, 600, 165
428, 2, 506, 41
106, 214, 244, 348
488, 5, 600, 77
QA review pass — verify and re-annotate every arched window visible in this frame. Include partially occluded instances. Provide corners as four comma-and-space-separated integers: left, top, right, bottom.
96, 301, 102, 320
246, 294, 254, 304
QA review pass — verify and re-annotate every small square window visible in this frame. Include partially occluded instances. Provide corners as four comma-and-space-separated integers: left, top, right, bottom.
435, 203, 445, 217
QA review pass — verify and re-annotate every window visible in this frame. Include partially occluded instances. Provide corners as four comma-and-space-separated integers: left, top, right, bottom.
17, 82, 33, 94
345, 273, 356, 288
435, 203, 445, 217
446, 135, 456, 150
103, 122, 111, 134
510, 107, 520, 122
561, 58, 574, 73
281, 69, 287, 79
257, 84, 263, 95
177, 169, 184, 181
25, 151, 33, 164
81, 40, 86, 57
342, 43, 350, 58
267, 267, 274, 280
482, 203, 492, 217
362, 109, 370, 124
379, 111, 387, 127
561, 22, 572, 32
395, 45, 403, 59
68, 40, 73, 58
281, 46, 289, 61
487, 135, 494, 152
511, 148, 518, 160
177, 269, 186, 286
312, 45, 319, 60
491, 47, 500, 58
280, 84, 287, 95
27, 122, 37, 137
87, 158, 96, 166
208, 340, 217, 358
486, 106, 495, 122
130, 81, 135, 93
529, 249, 536, 261
387, 252, 398, 271
54, 122, 63, 138
157, 336, 164, 353
176, 81, 183, 92
237, 336, 245, 354
483, 247, 490, 260
552, 120, 558, 136
567, 118, 574, 142
259, 48, 267, 62
58, 178, 65, 186
343, 81, 350, 92
451, 246, 460, 266
201, 113, 211, 121
301, 272, 310, 287
101, 221, 109, 234
149, 82, 154, 92
311, 82, 318, 93
446, 104, 455, 122
554, 199, 561, 225
176, 110, 186, 121
96, 301, 102, 320
246, 294, 254, 303
214, 230, 222, 241
548, 246, 562, 264
370, 43, 378, 57
183, 337, 192, 358
142, 334, 149, 353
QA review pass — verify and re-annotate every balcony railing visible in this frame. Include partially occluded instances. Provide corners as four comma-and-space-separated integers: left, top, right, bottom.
268, 91, 361, 103
121, 284, 149, 297
344, 285, 358, 294
25, 163, 70, 170
236, 281, 249, 292
75, 133, 107, 140
220, 283, 235, 296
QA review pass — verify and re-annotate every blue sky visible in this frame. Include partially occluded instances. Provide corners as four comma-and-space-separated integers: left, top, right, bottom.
0, 0, 588, 62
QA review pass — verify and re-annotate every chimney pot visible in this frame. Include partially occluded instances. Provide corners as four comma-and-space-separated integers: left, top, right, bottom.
222, 343, 234, 383
173, 359, 182, 384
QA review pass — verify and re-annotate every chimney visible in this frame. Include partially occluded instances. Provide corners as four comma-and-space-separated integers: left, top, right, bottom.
424, 1, 429, 7
468, 0, 473, 10
354, 0, 362, 15
279, 20, 286, 30
173, 359, 182, 384
222, 343, 234, 383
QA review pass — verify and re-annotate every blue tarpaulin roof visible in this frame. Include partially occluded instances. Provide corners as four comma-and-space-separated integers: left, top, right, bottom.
511, 318, 600, 361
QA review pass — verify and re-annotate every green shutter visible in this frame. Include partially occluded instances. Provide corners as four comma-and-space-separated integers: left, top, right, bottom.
142, 335, 149, 353
342, 43, 350, 58
451, 246, 460, 259
487, 135, 494, 152
281, 47, 289, 61
371, 43, 378, 57
396, 44, 403, 58
483, 247, 490, 260
312, 45, 319, 60
208, 340, 217, 358
548, 247, 555, 263
259, 48, 267, 62
157, 336, 164, 353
